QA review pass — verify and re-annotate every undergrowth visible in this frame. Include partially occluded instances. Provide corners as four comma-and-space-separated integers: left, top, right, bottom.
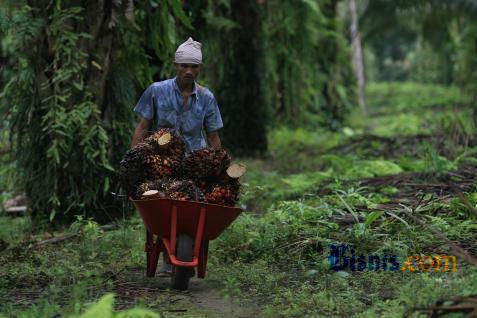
1, 82, 477, 317
214, 82, 477, 317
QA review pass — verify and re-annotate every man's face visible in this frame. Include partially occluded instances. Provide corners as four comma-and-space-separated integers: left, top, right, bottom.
175, 63, 201, 85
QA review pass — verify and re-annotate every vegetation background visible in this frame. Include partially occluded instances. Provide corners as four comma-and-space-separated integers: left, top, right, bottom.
0, 0, 476, 317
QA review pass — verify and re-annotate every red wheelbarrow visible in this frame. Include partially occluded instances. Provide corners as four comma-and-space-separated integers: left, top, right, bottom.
131, 198, 242, 290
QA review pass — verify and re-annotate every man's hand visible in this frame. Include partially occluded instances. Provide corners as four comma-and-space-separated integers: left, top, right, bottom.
131, 117, 152, 148
207, 131, 221, 149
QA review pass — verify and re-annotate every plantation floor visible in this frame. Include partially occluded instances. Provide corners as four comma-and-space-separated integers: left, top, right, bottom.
1, 82, 477, 317
0, 214, 268, 317
108, 265, 261, 317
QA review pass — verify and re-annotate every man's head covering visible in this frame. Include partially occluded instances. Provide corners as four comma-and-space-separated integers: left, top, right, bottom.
174, 37, 202, 64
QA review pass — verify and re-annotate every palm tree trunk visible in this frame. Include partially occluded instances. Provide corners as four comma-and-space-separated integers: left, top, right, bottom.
219, 0, 267, 155
349, 0, 367, 116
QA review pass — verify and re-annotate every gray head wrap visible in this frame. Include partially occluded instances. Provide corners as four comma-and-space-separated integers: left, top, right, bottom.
174, 37, 202, 64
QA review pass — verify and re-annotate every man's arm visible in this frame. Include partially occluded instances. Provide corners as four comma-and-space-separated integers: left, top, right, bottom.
131, 117, 152, 148
207, 131, 221, 149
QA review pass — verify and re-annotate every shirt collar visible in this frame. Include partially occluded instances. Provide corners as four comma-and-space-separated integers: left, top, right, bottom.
173, 76, 198, 99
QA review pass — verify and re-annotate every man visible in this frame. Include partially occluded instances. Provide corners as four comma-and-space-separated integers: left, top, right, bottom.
131, 38, 223, 275
131, 37, 223, 151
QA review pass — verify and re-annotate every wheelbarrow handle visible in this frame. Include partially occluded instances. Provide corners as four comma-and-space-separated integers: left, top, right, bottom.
110, 192, 128, 198
162, 237, 199, 267
167, 205, 206, 267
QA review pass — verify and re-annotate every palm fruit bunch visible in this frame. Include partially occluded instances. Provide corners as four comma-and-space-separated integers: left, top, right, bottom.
144, 155, 177, 179
118, 142, 155, 196
203, 164, 246, 206
145, 128, 185, 157
165, 179, 205, 201
135, 178, 171, 200
182, 148, 231, 180
119, 128, 183, 198
205, 184, 239, 206
143, 129, 185, 178
119, 129, 246, 206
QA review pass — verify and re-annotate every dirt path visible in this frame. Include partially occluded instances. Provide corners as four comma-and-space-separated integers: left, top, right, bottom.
114, 266, 262, 317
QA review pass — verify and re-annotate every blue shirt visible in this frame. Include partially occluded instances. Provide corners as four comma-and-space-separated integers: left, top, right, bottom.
133, 77, 223, 153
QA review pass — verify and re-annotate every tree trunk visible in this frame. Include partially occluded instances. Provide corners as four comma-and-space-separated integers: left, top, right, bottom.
320, 0, 355, 129
20, 1, 117, 223
349, 0, 367, 116
218, 0, 267, 155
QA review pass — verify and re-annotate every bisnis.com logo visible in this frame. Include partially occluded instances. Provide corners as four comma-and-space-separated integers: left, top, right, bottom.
327, 243, 457, 272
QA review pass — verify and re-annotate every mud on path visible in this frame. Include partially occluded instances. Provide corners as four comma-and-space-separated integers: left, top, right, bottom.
4, 256, 262, 317
112, 266, 262, 317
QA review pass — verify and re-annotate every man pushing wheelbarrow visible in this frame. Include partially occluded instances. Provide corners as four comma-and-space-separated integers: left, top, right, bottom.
131, 37, 223, 153
127, 38, 244, 290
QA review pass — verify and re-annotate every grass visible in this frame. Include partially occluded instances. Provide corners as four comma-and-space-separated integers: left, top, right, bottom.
1, 82, 477, 317
365, 82, 471, 112
0, 215, 146, 316
213, 82, 477, 316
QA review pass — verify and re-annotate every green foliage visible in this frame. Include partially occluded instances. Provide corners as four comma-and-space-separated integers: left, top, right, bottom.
281, 171, 332, 194
0, 3, 192, 224
188, 0, 356, 155
2, 0, 477, 315
262, 0, 356, 128
0, 129, 17, 205
215, 200, 477, 316
215, 180, 477, 316
451, 22, 477, 97
421, 142, 457, 174
78, 294, 115, 318
366, 82, 472, 111
264, 281, 365, 317
361, 0, 477, 93
320, 155, 403, 179
344, 159, 403, 179
359, 82, 475, 138
396, 157, 426, 172
75, 293, 159, 318
1, 0, 359, 223
268, 127, 342, 156
198, 0, 269, 155
214, 200, 338, 265
213, 87, 477, 315
3, 94, 477, 316
0, 216, 32, 244
266, 126, 343, 173
0, 215, 148, 317
1, 6, 111, 223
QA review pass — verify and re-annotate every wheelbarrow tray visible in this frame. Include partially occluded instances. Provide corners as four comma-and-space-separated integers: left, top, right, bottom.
132, 198, 242, 240
131, 198, 242, 280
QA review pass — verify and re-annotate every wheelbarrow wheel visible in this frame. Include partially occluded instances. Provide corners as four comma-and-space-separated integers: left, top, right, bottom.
171, 234, 194, 290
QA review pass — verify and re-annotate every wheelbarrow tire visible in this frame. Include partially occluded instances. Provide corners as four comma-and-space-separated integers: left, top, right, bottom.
171, 234, 194, 290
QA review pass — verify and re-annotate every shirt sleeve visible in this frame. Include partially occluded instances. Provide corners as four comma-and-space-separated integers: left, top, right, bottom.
133, 85, 155, 120
204, 94, 224, 133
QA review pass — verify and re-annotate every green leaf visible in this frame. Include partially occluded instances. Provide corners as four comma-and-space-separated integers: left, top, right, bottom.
49, 210, 56, 222
365, 211, 384, 227
116, 308, 161, 318
167, 0, 193, 29
103, 163, 115, 172
385, 211, 410, 228
335, 193, 358, 219
72, 80, 84, 90
47, 145, 61, 165
103, 177, 110, 195
301, 0, 321, 16
79, 293, 114, 318
204, 14, 240, 31
334, 271, 350, 278
305, 269, 318, 277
